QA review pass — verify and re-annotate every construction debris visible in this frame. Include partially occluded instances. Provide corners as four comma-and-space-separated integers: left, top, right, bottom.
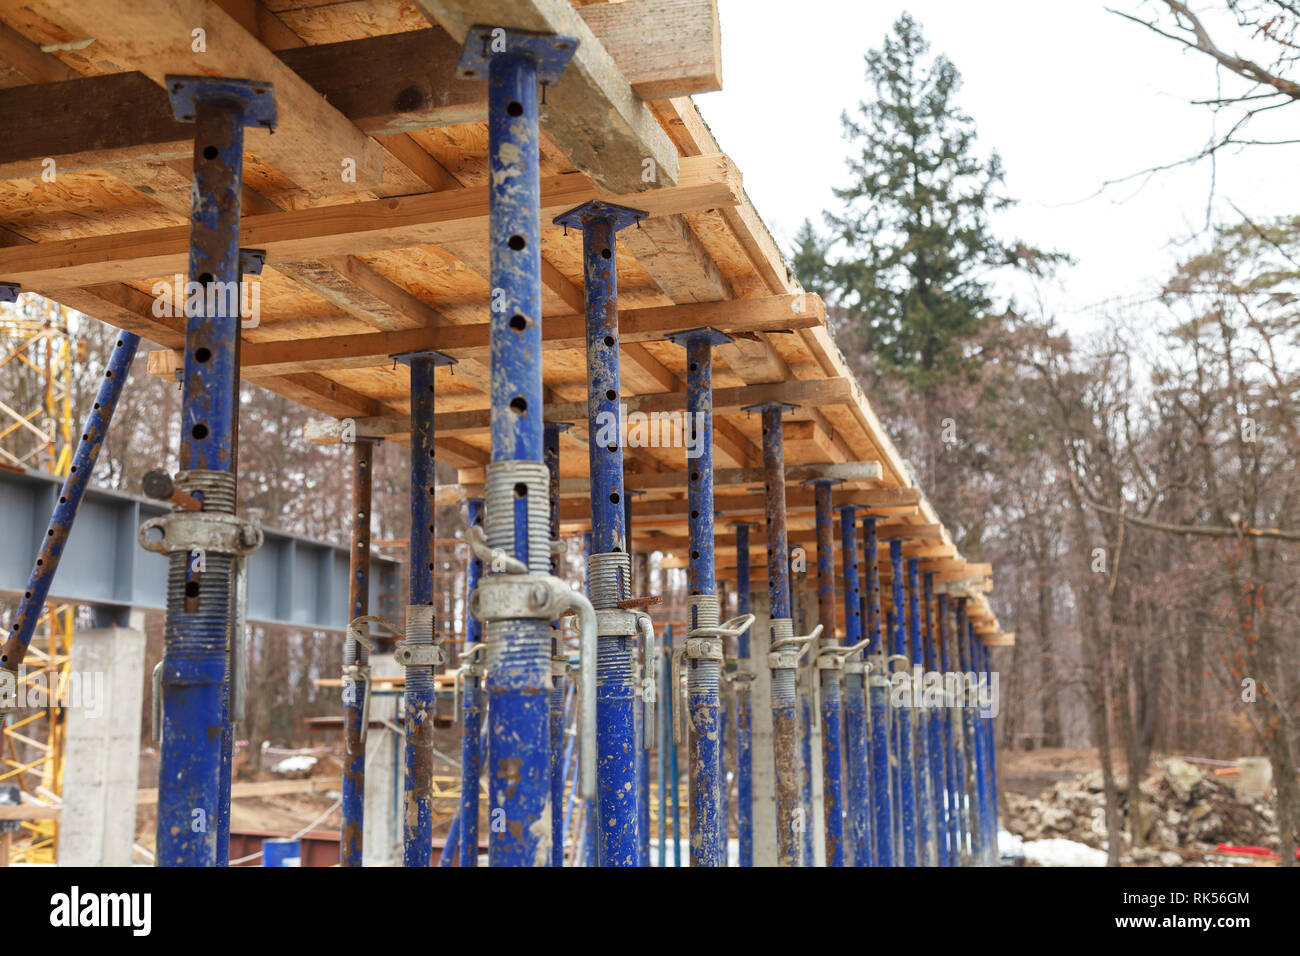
1004, 757, 1277, 864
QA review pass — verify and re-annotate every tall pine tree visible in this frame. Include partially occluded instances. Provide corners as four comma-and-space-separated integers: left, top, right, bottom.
812, 13, 1036, 389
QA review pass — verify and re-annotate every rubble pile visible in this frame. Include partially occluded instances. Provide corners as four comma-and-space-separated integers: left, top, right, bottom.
1005, 758, 1276, 863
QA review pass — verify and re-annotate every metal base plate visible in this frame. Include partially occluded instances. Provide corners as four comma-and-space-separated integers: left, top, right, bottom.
740, 401, 800, 415
553, 199, 647, 233
165, 76, 276, 129
392, 350, 458, 368
456, 25, 578, 86
665, 326, 734, 348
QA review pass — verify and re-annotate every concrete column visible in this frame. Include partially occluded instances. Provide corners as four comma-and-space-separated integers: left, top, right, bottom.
362, 650, 402, 866
57, 625, 145, 866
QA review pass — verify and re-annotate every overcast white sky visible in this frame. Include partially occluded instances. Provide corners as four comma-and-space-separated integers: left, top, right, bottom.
696, 0, 1300, 333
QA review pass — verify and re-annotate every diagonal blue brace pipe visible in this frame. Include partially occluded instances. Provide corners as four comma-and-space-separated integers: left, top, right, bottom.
554, 199, 646, 867
148, 76, 272, 867
1, 323, 141, 685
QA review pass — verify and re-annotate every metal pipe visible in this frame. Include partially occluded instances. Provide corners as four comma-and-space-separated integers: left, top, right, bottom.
545, 423, 566, 867
555, 200, 647, 867
968, 619, 995, 865
863, 517, 893, 866
150, 77, 272, 867
441, 811, 461, 867
215, 247, 264, 868
341, 439, 374, 867
460, 497, 485, 867
398, 352, 447, 867
668, 328, 733, 867
889, 541, 917, 866
938, 592, 960, 865
1, 330, 140, 682
923, 571, 949, 868
457, 30, 577, 868
951, 597, 972, 863
803, 483, 843, 867
732, 522, 756, 867
906, 557, 935, 867
657, 633, 668, 868
748, 401, 804, 866
837, 505, 871, 867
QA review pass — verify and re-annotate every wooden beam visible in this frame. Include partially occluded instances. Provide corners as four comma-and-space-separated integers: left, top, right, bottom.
149, 293, 820, 378
559, 487, 922, 522
298, 375, 852, 441
412, 0, 680, 191
463, 460, 882, 497
0, 154, 740, 289
37, 0, 385, 195
0, 7, 722, 180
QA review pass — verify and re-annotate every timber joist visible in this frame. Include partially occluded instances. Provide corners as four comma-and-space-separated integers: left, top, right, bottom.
0, 0, 1004, 644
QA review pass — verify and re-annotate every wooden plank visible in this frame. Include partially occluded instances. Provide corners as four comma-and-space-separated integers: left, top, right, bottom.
576, 0, 720, 100
412, 0, 680, 191
0, 154, 741, 288
38, 0, 385, 195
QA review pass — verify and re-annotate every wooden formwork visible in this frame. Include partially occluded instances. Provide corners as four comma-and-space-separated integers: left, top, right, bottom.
0, 0, 1007, 642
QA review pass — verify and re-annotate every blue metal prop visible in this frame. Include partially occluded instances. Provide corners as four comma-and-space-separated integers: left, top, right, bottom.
554, 199, 646, 867
837, 505, 871, 867
395, 350, 453, 867
889, 540, 917, 866
341, 439, 374, 868
863, 517, 893, 866
923, 571, 949, 867
907, 557, 936, 866
808, 482, 844, 867
153, 76, 272, 868
667, 327, 732, 867
458, 26, 576, 868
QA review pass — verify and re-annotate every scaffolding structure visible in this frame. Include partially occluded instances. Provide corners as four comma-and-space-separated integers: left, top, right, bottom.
0, 0, 1014, 869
